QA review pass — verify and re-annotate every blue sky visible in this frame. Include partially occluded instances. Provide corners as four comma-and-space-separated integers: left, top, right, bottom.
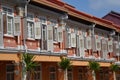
63, 0, 120, 18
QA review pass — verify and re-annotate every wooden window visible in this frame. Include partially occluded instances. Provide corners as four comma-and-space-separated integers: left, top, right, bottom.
108, 40, 113, 52
27, 21, 34, 38
0, 12, 3, 48
49, 66, 56, 80
47, 25, 53, 51
41, 24, 47, 50
14, 16, 21, 36
27, 14, 34, 38
57, 27, 63, 42
101, 39, 108, 58
79, 35, 85, 57
2, 6, 14, 35
68, 69, 73, 80
71, 33, 76, 47
86, 36, 92, 49
35, 21, 41, 39
6, 64, 14, 80
34, 65, 42, 80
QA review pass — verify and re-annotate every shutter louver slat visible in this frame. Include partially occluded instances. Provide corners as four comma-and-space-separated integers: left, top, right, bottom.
14, 16, 21, 36
0, 12, 3, 48
35, 21, 41, 39
47, 25, 53, 52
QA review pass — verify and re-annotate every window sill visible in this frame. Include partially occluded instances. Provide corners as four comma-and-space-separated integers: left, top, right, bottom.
27, 38, 35, 41
4, 34, 14, 38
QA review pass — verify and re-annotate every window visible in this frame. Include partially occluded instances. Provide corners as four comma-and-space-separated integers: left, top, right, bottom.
78, 68, 87, 80
71, 33, 76, 47
101, 39, 108, 58
108, 40, 113, 52
51, 20, 58, 41
49, 67, 56, 80
27, 14, 34, 38
79, 35, 85, 57
27, 21, 34, 38
41, 24, 47, 50
2, 6, 14, 35
6, 64, 14, 80
68, 33, 71, 48
86, 36, 92, 49
96, 37, 101, 51
68, 69, 73, 80
34, 65, 42, 80
99, 70, 109, 80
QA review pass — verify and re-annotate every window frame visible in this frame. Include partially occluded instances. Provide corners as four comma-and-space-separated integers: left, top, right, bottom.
49, 66, 56, 80
27, 13, 35, 39
2, 6, 14, 36
6, 64, 14, 80
34, 64, 42, 80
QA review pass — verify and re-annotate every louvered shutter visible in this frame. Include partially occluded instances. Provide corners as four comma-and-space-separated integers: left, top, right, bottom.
65, 32, 71, 48
14, 16, 21, 36
96, 37, 101, 51
23, 18, 28, 39
57, 27, 63, 42
86, 36, 92, 49
35, 21, 41, 39
47, 25, 53, 52
71, 33, 76, 47
108, 40, 113, 52
3, 14, 7, 34
79, 35, 85, 57
101, 39, 107, 59
0, 12, 3, 48
92, 36, 96, 51
76, 35, 80, 56
113, 41, 119, 56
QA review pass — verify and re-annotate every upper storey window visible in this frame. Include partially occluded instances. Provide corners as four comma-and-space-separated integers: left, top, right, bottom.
27, 14, 34, 38
2, 6, 14, 35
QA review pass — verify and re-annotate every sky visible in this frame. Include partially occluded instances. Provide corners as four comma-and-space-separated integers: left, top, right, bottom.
63, 0, 120, 18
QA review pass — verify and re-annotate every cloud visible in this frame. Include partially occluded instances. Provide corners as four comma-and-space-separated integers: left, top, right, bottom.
89, 0, 120, 10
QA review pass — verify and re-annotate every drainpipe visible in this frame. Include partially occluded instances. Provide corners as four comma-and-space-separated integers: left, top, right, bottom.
118, 33, 119, 62
91, 23, 96, 59
23, 0, 30, 53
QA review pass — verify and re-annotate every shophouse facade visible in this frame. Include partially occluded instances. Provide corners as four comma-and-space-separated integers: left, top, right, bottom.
0, 0, 120, 80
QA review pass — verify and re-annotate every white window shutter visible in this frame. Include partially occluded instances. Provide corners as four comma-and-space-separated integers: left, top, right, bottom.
79, 35, 85, 57
108, 40, 113, 52
96, 37, 101, 51
76, 35, 80, 56
92, 36, 96, 51
3, 14, 7, 34
65, 32, 71, 48
113, 41, 119, 55
14, 16, 21, 36
47, 25, 53, 52
35, 21, 41, 39
23, 18, 28, 39
71, 33, 76, 47
57, 27, 63, 42
101, 39, 107, 59
86, 36, 92, 49
0, 12, 3, 48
